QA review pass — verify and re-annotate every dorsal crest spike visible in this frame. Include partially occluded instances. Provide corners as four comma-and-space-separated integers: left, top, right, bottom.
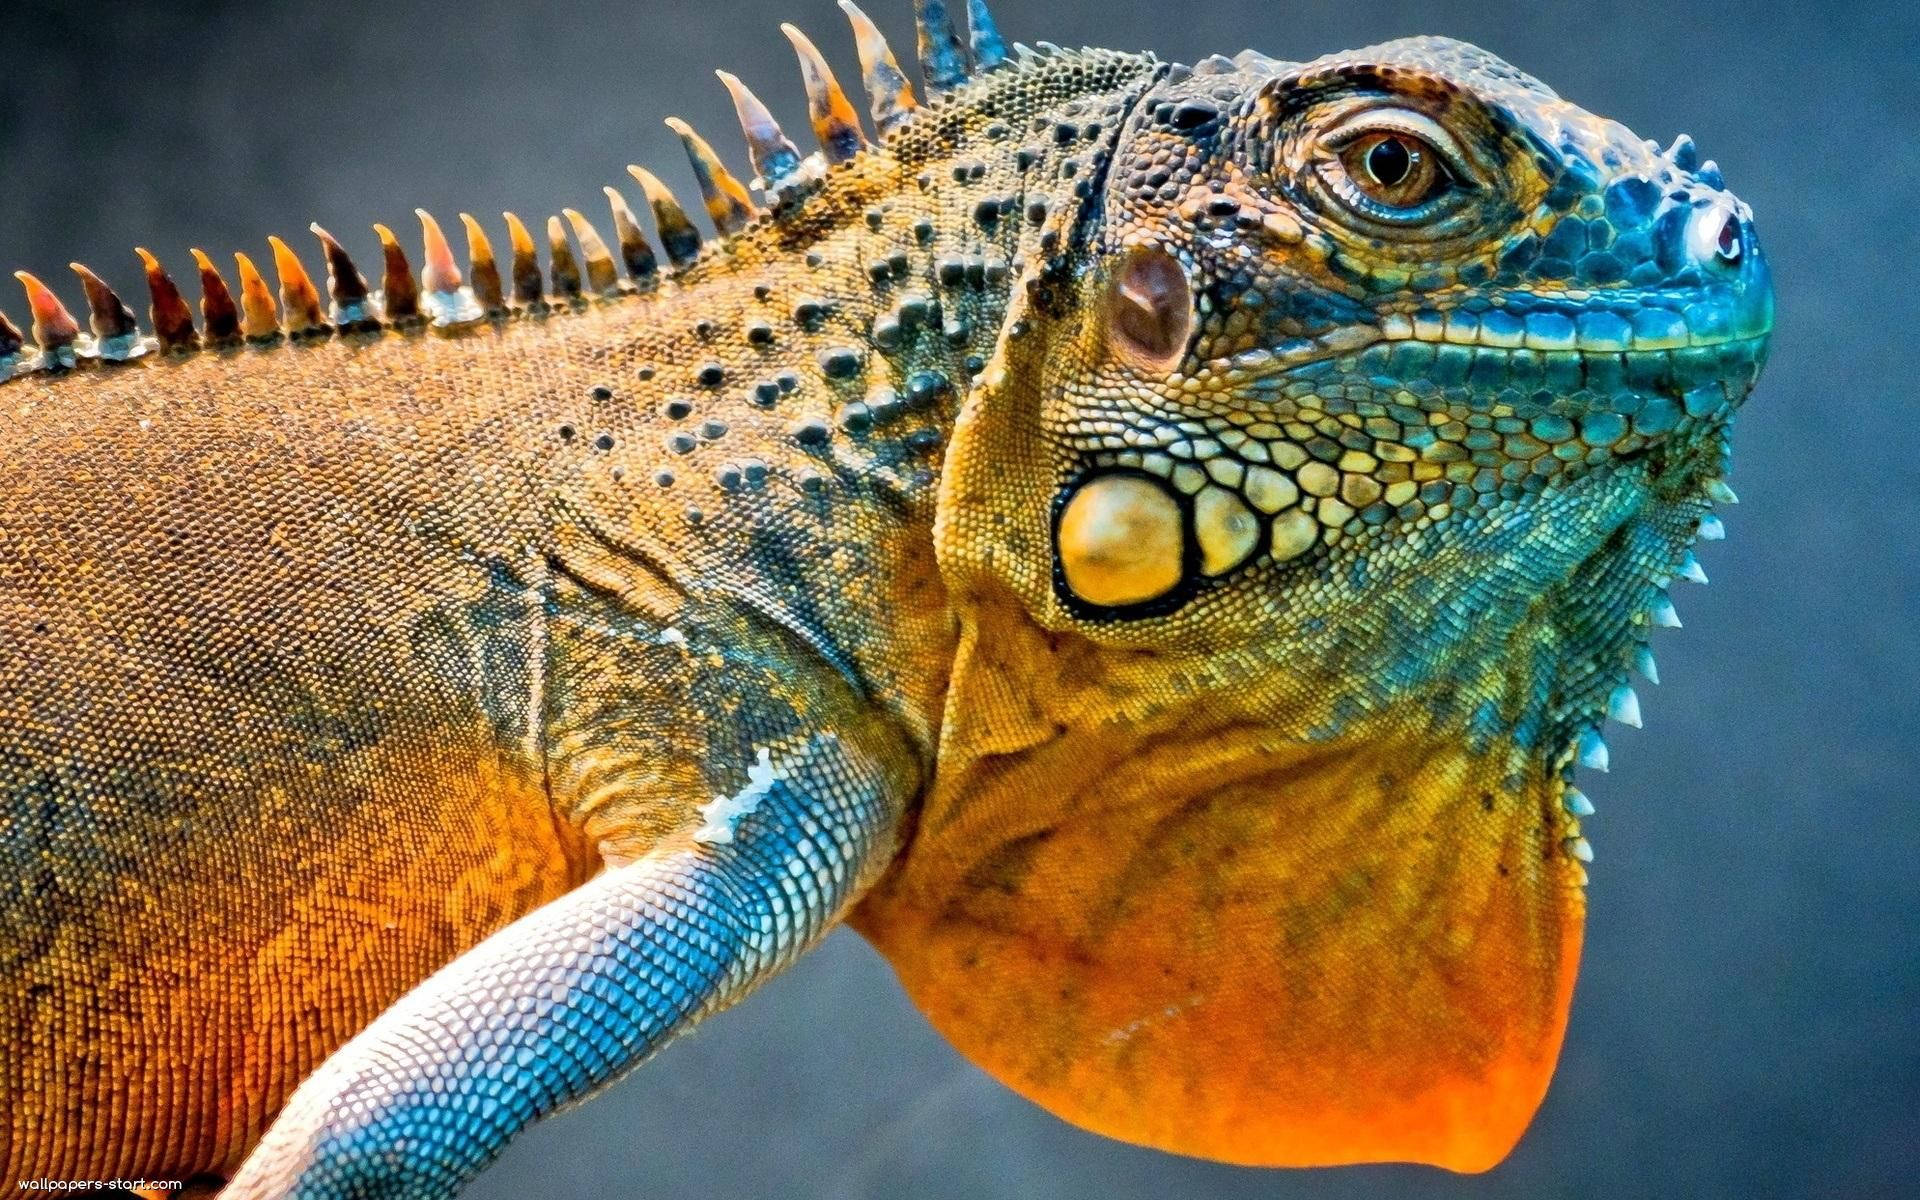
782, 24, 866, 164
13, 270, 80, 355
626, 165, 704, 268
664, 117, 759, 235
372, 223, 421, 322
231, 251, 281, 341
545, 215, 584, 299
914, 0, 968, 94
266, 236, 325, 335
415, 209, 463, 295
189, 248, 241, 344
561, 209, 622, 296
501, 212, 543, 305
966, 0, 1007, 69
135, 248, 199, 351
0, 308, 24, 360
459, 214, 505, 313
68, 262, 144, 361
308, 224, 374, 326
602, 188, 658, 283
716, 71, 805, 193
838, 1, 919, 134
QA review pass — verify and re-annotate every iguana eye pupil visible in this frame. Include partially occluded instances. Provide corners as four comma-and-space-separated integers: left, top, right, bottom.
1366, 136, 1413, 187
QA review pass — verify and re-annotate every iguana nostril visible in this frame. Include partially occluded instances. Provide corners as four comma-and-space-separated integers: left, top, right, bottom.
1687, 200, 1744, 267
1715, 214, 1742, 263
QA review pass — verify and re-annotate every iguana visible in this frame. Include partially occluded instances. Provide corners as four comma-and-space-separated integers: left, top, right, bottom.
0, 1, 1773, 1195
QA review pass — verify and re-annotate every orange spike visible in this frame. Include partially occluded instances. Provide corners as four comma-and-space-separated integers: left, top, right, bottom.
190, 248, 241, 343
562, 209, 621, 296
416, 209, 462, 294
626, 166, 703, 268
602, 187, 658, 282
13, 270, 80, 351
546, 215, 583, 299
839, 1, 919, 133
68, 262, 141, 357
460, 214, 504, 313
502, 212, 543, 305
373, 223, 420, 321
309, 224, 374, 326
136, 248, 199, 351
665, 117, 759, 235
782, 23, 865, 164
267, 236, 325, 334
232, 251, 280, 340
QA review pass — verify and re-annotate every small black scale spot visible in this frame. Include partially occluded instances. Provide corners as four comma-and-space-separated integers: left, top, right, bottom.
865, 208, 885, 230
777, 372, 799, 393
594, 433, 615, 451
695, 320, 716, 339
715, 464, 743, 491
700, 419, 729, 440
805, 252, 824, 268
558, 424, 576, 441
753, 283, 773, 300
868, 387, 905, 425
791, 418, 831, 446
819, 347, 863, 379
907, 428, 943, 452
905, 370, 950, 409
746, 321, 774, 345
665, 398, 694, 420
868, 262, 893, 284
753, 380, 781, 405
590, 384, 614, 400
685, 507, 704, 526
32, 622, 48, 635
637, 366, 656, 381
912, 219, 935, 243
838, 402, 872, 435
1026, 199, 1050, 225
668, 433, 697, 454
973, 199, 1001, 227
793, 299, 827, 327
697, 362, 727, 387
655, 469, 676, 487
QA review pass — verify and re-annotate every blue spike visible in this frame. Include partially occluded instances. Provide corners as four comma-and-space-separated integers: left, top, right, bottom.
1677, 551, 1708, 585
1577, 728, 1611, 772
1565, 788, 1595, 817
1698, 160, 1725, 188
1651, 592, 1683, 629
1667, 134, 1699, 171
1706, 478, 1740, 505
915, 0, 968, 94
1565, 836, 1595, 863
1634, 644, 1660, 685
1607, 684, 1643, 729
966, 0, 1007, 69
1698, 513, 1726, 541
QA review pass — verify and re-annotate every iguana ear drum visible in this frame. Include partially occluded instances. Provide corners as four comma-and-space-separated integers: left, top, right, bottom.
1107, 245, 1192, 372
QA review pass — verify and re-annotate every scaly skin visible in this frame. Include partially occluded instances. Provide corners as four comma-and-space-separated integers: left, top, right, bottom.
0, 6, 1771, 1195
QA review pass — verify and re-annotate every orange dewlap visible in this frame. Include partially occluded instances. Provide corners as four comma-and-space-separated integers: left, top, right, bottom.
855, 718, 1584, 1172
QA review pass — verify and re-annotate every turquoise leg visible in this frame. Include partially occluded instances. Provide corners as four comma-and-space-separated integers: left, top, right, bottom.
222, 729, 905, 1200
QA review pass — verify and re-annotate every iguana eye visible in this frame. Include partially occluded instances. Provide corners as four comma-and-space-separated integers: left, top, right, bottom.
1342, 133, 1446, 207
1317, 110, 1475, 226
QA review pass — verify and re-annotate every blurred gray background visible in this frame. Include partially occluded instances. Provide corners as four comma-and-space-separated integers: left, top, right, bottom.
2, 0, 1914, 1196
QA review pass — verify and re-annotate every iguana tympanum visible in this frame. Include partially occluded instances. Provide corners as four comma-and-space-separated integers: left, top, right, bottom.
0, 1, 1773, 1194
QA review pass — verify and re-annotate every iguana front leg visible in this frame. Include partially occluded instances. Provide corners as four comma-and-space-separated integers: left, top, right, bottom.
223, 721, 910, 1200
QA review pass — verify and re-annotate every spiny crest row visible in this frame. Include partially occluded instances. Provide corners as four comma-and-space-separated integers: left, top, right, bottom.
0, 0, 1010, 379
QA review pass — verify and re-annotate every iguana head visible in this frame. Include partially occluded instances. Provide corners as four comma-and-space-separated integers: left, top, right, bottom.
872, 33, 1773, 1176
